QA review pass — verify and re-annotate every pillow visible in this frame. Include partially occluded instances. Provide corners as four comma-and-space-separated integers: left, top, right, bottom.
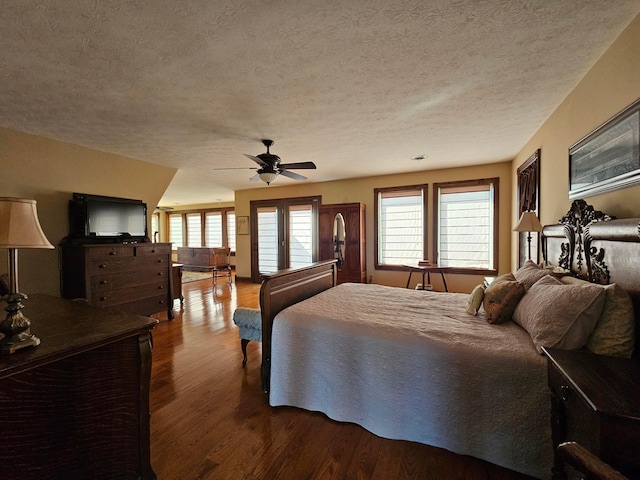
513, 275, 606, 354
514, 259, 552, 290
559, 276, 635, 358
466, 284, 485, 315
482, 273, 525, 324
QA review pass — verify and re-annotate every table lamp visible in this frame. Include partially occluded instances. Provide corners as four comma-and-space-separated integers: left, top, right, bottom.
0, 197, 54, 354
513, 211, 542, 260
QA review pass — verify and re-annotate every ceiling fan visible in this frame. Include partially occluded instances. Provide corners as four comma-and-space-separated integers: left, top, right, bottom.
215, 139, 316, 185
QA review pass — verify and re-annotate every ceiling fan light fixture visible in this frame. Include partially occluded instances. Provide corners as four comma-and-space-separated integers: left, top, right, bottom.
259, 171, 278, 185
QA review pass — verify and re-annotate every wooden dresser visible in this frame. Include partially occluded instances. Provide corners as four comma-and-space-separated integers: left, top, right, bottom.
60, 242, 173, 319
0, 294, 157, 480
319, 203, 366, 284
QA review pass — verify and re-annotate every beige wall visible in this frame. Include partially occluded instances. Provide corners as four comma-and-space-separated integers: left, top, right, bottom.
0, 126, 177, 296
235, 161, 512, 293
511, 14, 640, 270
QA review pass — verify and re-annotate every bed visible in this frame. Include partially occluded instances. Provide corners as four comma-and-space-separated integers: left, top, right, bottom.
258, 200, 640, 479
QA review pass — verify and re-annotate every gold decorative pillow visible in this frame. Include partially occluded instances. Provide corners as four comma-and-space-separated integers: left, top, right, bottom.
466, 284, 485, 315
482, 273, 526, 324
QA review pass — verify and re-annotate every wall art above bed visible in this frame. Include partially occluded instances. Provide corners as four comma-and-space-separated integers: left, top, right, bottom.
569, 98, 640, 200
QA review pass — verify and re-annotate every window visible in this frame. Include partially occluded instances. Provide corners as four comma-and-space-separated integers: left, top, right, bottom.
168, 213, 184, 248
375, 185, 427, 268
166, 208, 235, 251
151, 212, 159, 243
205, 211, 223, 247
186, 213, 202, 247
434, 178, 498, 273
226, 211, 236, 252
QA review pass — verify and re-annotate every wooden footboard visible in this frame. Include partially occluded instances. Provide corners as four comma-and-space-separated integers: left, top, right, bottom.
260, 260, 337, 393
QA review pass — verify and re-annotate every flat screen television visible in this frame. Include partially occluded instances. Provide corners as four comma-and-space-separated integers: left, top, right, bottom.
68, 193, 149, 243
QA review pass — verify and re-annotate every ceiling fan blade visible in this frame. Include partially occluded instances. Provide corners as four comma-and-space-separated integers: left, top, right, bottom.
279, 170, 307, 181
244, 154, 268, 166
212, 167, 258, 171
249, 173, 262, 182
279, 161, 316, 170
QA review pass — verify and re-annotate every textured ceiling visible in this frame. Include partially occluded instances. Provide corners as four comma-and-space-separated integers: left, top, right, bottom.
1, 1, 638, 206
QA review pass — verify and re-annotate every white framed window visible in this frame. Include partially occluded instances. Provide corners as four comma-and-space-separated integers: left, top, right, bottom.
375, 186, 426, 267
435, 178, 498, 271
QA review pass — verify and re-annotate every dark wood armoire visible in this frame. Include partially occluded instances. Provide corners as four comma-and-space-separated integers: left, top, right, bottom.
319, 203, 366, 284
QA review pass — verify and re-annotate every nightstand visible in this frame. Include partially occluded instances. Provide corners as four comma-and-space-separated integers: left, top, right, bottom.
542, 347, 640, 479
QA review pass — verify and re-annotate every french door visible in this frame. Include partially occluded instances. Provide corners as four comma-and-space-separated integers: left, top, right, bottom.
250, 197, 320, 282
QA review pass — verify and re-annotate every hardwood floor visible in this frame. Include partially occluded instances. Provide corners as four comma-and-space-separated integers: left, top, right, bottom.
149, 276, 538, 480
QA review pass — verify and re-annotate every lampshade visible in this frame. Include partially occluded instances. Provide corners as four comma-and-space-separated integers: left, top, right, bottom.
513, 211, 543, 233
259, 171, 279, 185
0, 197, 54, 249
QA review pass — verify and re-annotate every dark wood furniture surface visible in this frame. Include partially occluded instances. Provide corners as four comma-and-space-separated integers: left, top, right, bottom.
259, 259, 338, 392
403, 264, 451, 291
177, 246, 216, 271
60, 242, 173, 319
0, 294, 157, 480
172, 262, 184, 304
543, 347, 640, 480
319, 203, 366, 284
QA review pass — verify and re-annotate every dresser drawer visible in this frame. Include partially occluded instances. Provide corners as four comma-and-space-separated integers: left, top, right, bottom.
90, 279, 168, 307
117, 295, 171, 317
90, 268, 168, 292
85, 245, 134, 259
135, 244, 171, 256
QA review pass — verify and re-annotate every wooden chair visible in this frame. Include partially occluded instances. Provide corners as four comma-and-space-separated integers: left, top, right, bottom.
557, 442, 629, 480
211, 247, 232, 285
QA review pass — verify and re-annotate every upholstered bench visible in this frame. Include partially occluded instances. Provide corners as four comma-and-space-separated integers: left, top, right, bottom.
232, 308, 262, 367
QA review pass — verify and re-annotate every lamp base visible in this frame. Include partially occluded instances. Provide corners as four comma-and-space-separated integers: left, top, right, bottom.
0, 331, 41, 354
0, 291, 41, 354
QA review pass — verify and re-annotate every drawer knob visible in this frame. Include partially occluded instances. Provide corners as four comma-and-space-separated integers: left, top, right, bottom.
100, 296, 107, 301
159, 285, 164, 289
99, 264, 107, 269
109, 251, 117, 256
100, 280, 108, 285
561, 385, 571, 402
158, 272, 164, 276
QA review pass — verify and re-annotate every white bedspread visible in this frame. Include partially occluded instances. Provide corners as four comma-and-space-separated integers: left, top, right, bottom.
270, 283, 552, 479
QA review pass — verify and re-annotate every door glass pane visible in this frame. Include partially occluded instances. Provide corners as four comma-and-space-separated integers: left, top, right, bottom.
289, 204, 312, 268
257, 206, 278, 274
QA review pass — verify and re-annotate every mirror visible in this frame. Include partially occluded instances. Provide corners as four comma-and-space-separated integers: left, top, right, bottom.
333, 213, 346, 270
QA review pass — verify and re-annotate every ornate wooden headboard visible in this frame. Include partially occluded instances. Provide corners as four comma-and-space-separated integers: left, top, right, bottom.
542, 199, 640, 356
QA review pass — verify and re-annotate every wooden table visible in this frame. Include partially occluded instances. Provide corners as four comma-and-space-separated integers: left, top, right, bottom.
0, 294, 158, 480
403, 264, 450, 291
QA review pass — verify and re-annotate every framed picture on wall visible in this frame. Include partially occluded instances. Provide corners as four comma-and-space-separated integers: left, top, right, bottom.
237, 216, 249, 235
569, 98, 640, 200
